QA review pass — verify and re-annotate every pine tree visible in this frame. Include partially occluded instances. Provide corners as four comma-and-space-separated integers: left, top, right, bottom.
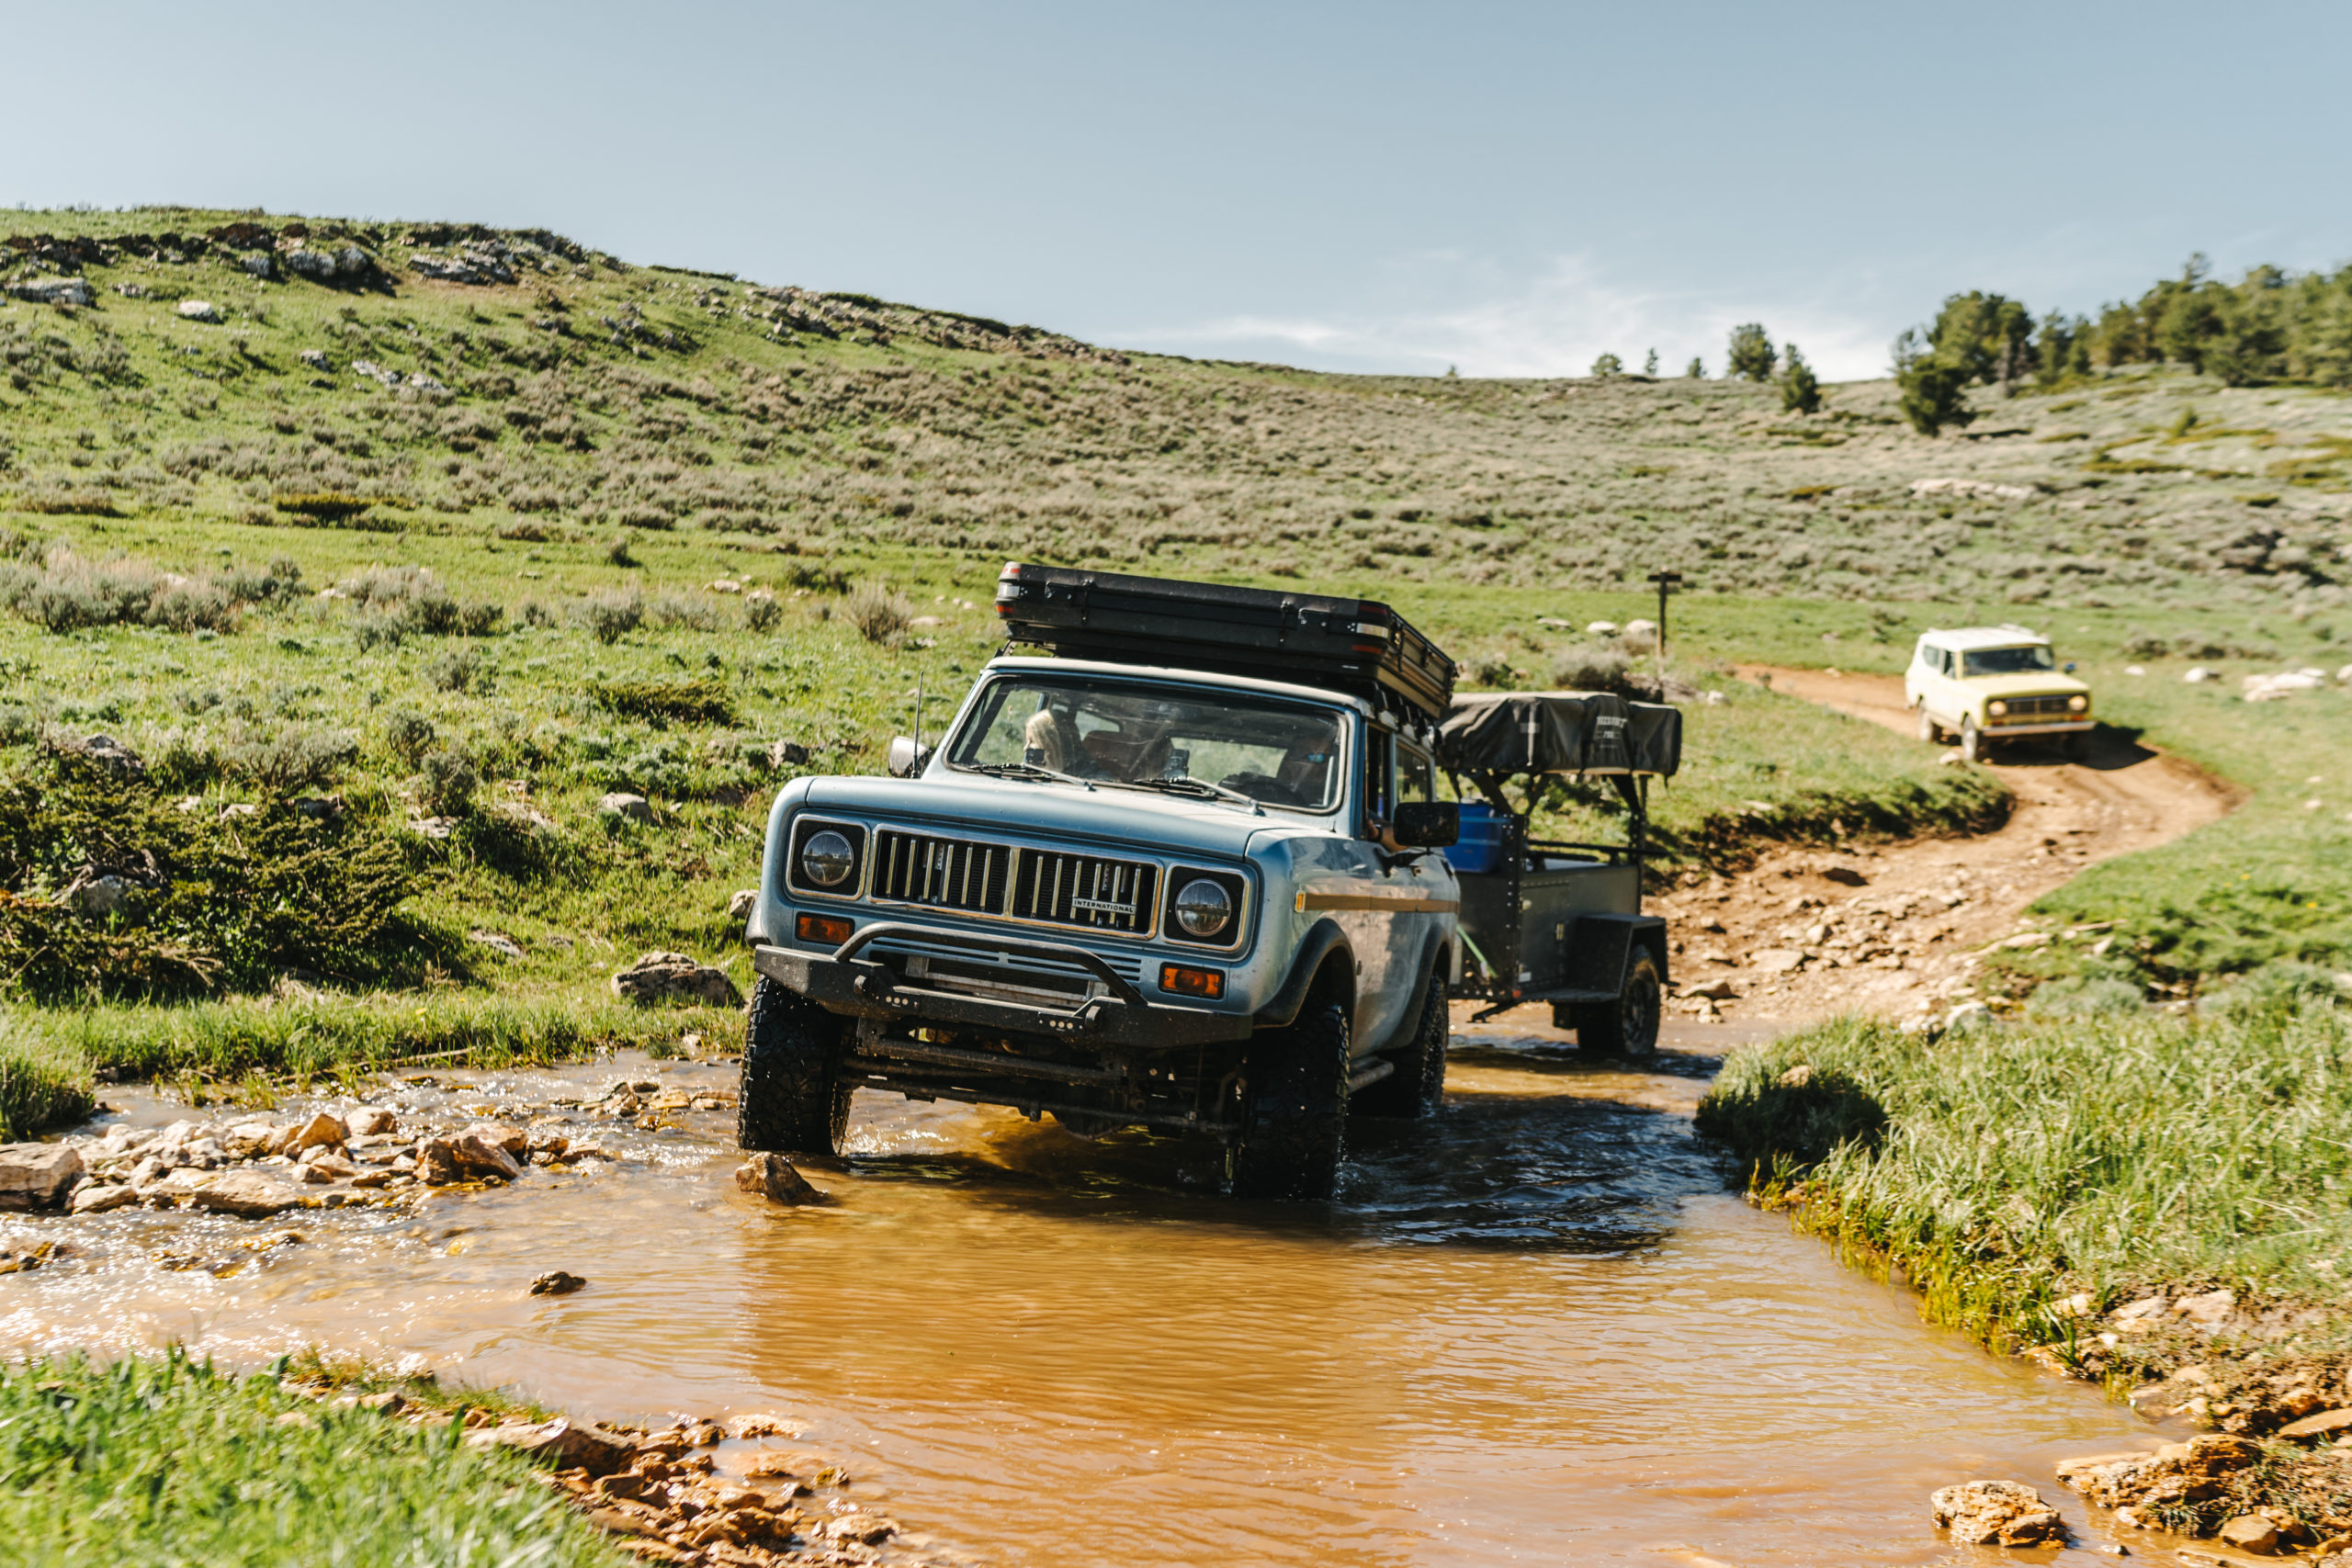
1726, 323, 1776, 381
1893, 328, 1975, 435
1684, 356, 1705, 379
1643, 348, 1658, 377
1779, 343, 1824, 414
1589, 352, 1623, 378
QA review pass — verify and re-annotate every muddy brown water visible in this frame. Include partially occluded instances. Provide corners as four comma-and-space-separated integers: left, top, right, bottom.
0, 1020, 2196, 1566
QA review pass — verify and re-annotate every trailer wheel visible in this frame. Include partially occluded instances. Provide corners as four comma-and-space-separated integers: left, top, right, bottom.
1576, 951, 1661, 1059
1229, 993, 1350, 1200
1352, 973, 1449, 1119
738, 976, 853, 1155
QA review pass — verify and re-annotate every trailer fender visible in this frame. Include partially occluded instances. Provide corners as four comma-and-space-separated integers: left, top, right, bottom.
1253, 919, 1354, 1032
1564, 913, 1669, 995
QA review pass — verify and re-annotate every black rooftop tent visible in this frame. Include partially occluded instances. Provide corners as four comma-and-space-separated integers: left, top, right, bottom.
1434, 692, 1682, 779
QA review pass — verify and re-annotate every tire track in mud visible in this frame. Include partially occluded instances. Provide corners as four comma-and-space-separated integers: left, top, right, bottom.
1653, 667, 2243, 1025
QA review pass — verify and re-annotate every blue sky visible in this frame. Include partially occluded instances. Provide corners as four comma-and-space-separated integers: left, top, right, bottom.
7, 0, 2348, 380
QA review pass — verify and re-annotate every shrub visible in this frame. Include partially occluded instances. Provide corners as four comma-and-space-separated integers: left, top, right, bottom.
418, 748, 479, 817
606, 535, 639, 568
1726, 323, 1777, 382
274, 491, 373, 522
589, 676, 734, 727
12, 489, 123, 517
1684, 356, 1705, 378
844, 581, 912, 644
784, 559, 849, 593
425, 647, 489, 694
1589, 352, 1623, 378
576, 588, 642, 644
1893, 328, 1976, 435
221, 727, 358, 793
743, 591, 782, 632
382, 710, 436, 766
1552, 644, 1634, 694
0, 750, 417, 1002
0, 547, 239, 635
647, 592, 718, 631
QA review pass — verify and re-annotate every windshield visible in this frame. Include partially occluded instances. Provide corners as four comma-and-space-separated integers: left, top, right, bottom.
948, 674, 1347, 813
1962, 645, 2057, 677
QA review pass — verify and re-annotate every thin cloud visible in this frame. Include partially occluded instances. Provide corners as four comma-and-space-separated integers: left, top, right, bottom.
1119, 255, 1895, 383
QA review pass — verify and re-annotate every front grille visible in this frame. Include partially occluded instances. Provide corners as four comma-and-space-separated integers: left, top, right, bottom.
1993, 694, 2079, 723
873, 829, 1011, 913
1011, 850, 1159, 936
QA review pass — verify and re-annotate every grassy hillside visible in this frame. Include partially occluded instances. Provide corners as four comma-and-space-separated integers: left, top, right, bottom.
0, 207, 2346, 1122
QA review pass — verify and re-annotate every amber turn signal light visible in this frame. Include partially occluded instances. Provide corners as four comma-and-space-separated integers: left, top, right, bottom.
797, 912, 854, 946
1159, 964, 1225, 999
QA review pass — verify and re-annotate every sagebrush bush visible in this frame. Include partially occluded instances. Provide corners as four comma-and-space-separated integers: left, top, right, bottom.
845, 581, 911, 644
382, 710, 436, 766
417, 748, 479, 818
589, 676, 734, 727
576, 588, 641, 644
743, 591, 781, 631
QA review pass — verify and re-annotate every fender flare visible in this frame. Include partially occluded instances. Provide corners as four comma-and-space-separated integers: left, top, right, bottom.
1252, 919, 1354, 1032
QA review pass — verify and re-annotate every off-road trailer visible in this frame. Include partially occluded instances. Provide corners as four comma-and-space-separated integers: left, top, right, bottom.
1435, 692, 1682, 1053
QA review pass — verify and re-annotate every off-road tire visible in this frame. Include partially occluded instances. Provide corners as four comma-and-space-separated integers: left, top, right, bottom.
1351, 973, 1449, 1119
1916, 704, 1941, 745
1230, 993, 1351, 1200
738, 976, 853, 1155
1576, 951, 1661, 1058
1959, 717, 1985, 763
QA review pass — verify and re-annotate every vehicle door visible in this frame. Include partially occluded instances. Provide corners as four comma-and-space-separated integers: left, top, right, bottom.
1388, 736, 1456, 1016
1918, 642, 1961, 726
1341, 727, 1410, 1052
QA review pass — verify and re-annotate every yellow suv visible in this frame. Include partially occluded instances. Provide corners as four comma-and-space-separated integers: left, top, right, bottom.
1905, 626, 2092, 761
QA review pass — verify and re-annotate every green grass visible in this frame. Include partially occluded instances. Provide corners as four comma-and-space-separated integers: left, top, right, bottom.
1695, 993, 2352, 1355
0, 1351, 627, 1566
0, 1008, 93, 1139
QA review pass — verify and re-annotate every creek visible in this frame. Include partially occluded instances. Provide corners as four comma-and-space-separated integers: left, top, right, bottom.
0, 1015, 2184, 1565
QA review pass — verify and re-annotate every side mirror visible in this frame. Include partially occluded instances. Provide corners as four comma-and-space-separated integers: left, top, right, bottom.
1392, 801, 1460, 849
887, 737, 928, 778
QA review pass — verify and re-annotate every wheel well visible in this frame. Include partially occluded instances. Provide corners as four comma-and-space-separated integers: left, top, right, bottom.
1307, 949, 1355, 1018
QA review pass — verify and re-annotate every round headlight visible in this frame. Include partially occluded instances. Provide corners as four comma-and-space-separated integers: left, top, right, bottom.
799, 829, 856, 888
2068, 694, 2088, 712
1173, 877, 1233, 939
1987, 700, 2007, 717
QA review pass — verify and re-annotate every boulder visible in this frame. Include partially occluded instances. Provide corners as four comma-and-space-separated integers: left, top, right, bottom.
1820, 864, 1869, 886
470, 930, 526, 960
612, 952, 742, 1008
299, 348, 330, 369
529, 1269, 587, 1296
346, 1106, 398, 1137
6, 276, 94, 307
2219, 1513, 2284, 1554
0, 1143, 85, 1210
2278, 1407, 2352, 1443
2059, 1435, 2259, 1513
286, 1111, 347, 1154
69, 1181, 137, 1215
466, 1416, 635, 1474
1683, 977, 1738, 1001
188, 1171, 307, 1218
598, 791, 653, 822
1750, 948, 1806, 974
435, 1131, 522, 1181
284, 244, 376, 283
728, 889, 758, 920
57, 733, 144, 778
413, 1138, 465, 1185
62, 874, 130, 920
1930, 1480, 2064, 1546
765, 739, 809, 768
176, 299, 222, 322
735, 1154, 823, 1205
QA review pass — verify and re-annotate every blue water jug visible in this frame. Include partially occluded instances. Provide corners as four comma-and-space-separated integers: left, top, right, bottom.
1443, 801, 1510, 874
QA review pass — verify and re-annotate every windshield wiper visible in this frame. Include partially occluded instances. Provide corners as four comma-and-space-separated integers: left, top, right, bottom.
958, 761, 1095, 790
1116, 776, 1265, 813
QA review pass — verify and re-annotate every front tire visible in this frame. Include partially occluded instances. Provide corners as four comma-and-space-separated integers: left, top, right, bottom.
1230, 993, 1350, 1200
1351, 973, 1448, 1119
1959, 717, 1985, 763
738, 976, 853, 1155
1576, 951, 1661, 1058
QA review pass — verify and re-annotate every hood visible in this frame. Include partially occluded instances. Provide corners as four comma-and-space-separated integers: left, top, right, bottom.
1960, 672, 2092, 699
805, 773, 1317, 860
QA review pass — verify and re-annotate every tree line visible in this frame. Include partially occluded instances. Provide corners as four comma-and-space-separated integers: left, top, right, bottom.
1894, 254, 2352, 433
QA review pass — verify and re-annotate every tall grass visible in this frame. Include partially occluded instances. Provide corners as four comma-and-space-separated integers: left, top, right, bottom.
0, 1352, 627, 1566
46, 992, 738, 1087
1696, 996, 2352, 1349
0, 1009, 94, 1139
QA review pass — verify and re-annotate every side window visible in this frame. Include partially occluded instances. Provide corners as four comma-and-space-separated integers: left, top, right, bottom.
1396, 742, 1435, 807
1940, 648, 1957, 677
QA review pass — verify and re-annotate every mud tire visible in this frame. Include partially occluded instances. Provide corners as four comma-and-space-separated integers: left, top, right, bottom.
1917, 704, 1942, 745
1230, 993, 1351, 1200
1351, 973, 1449, 1119
738, 976, 853, 1155
1576, 951, 1661, 1059
1959, 717, 1985, 763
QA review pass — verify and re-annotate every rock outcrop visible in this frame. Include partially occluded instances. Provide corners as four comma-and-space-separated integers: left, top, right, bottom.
612, 952, 742, 1008
1930, 1480, 2064, 1546
0, 1143, 84, 1210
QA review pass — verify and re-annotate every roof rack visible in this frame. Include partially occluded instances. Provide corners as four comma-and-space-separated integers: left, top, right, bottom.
993, 563, 1457, 721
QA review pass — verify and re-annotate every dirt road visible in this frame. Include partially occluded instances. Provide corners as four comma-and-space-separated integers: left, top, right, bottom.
1650, 667, 2241, 1024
